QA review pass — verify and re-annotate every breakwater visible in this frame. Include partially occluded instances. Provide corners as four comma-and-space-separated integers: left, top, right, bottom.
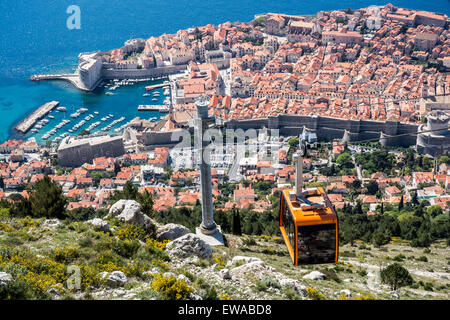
15, 101, 60, 134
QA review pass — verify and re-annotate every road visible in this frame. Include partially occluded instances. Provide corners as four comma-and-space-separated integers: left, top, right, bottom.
228, 144, 244, 182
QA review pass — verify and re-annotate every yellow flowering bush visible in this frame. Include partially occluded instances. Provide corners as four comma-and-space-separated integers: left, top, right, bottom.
219, 293, 232, 300
20, 271, 57, 293
146, 238, 169, 250
116, 224, 146, 241
0, 222, 12, 232
213, 254, 226, 267
18, 217, 41, 231
353, 294, 376, 300
306, 287, 328, 300
257, 235, 272, 241
151, 273, 193, 300
53, 246, 80, 263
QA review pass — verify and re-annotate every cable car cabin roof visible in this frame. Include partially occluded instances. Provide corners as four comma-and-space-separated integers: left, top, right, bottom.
282, 188, 337, 226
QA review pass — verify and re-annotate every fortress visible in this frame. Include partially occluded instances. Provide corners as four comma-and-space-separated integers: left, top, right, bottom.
136, 113, 428, 152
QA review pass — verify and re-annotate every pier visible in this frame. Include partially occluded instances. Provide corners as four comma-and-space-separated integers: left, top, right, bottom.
15, 101, 60, 133
30, 73, 93, 91
138, 105, 170, 112
143, 83, 171, 90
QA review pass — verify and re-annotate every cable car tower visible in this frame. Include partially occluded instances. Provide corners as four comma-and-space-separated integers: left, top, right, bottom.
279, 137, 339, 265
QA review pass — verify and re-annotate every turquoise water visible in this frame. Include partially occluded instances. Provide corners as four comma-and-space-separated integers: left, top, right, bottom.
3, 79, 166, 143
0, 0, 448, 143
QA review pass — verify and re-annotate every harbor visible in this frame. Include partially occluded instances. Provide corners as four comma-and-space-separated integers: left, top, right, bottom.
9, 76, 172, 145
15, 101, 60, 134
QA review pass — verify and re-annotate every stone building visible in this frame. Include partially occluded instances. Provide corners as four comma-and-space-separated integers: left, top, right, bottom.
77, 52, 103, 90
414, 33, 439, 52
57, 134, 125, 167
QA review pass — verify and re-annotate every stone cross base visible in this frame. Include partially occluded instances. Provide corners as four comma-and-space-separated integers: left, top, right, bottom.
195, 225, 225, 246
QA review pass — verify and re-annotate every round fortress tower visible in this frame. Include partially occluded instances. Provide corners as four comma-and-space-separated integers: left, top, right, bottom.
416, 111, 450, 156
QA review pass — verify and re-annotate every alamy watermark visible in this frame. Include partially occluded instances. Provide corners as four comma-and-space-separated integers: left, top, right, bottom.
171, 128, 281, 167
66, 5, 81, 30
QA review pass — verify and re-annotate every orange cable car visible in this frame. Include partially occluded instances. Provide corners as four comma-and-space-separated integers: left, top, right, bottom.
279, 151, 338, 265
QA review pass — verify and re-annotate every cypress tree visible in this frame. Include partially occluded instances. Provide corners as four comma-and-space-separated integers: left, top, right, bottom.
232, 209, 242, 236
398, 195, 404, 211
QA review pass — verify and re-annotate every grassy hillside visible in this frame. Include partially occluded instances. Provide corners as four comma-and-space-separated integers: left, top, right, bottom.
0, 215, 448, 300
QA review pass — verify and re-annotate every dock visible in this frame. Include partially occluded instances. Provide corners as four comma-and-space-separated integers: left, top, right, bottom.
138, 105, 170, 112
144, 83, 171, 90
15, 101, 59, 133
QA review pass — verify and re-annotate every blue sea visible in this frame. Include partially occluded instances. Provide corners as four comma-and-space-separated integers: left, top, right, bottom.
0, 0, 448, 143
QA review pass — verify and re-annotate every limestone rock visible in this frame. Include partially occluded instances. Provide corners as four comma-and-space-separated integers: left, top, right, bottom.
229, 260, 274, 278
166, 233, 212, 260
390, 291, 400, 299
302, 271, 326, 280
107, 200, 154, 231
47, 287, 61, 298
177, 274, 191, 284
156, 223, 190, 241
226, 256, 262, 267
340, 289, 352, 298
220, 268, 231, 280
106, 271, 128, 288
0, 272, 13, 287
87, 218, 110, 232
43, 219, 61, 228
188, 293, 203, 300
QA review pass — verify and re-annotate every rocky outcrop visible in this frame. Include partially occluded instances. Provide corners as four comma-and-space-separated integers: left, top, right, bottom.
87, 218, 110, 232
156, 223, 190, 241
106, 200, 154, 232
226, 256, 263, 267
302, 271, 326, 280
229, 260, 275, 278
166, 233, 212, 260
105, 271, 128, 288
340, 289, 352, 298
0, 272, 13, 287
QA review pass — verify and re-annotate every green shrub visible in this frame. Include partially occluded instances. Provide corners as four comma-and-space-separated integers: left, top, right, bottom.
261, 276, 281, 289
322, 269, 341, 283
423, 282, 433, 291
112, 240, 141, 258
416, 256, 428, 262
0, 279, 38, 300
358, 269, 368, 277
202, 286, 218, 300
255, 280, 267, 292
393, 254, 406, 262
52, 246, 80, 264
380, 263, 413, 290
242, 237, 257, 246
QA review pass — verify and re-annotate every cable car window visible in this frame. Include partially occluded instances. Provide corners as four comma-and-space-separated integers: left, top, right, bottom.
298, 224, 336, 265
282, 197, 295, 249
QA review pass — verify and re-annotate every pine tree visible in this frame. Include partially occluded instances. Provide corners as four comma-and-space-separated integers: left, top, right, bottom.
29, 176, 67, 219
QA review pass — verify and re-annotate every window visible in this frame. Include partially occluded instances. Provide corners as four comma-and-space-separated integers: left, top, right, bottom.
298, 224, 336, 265
282, 196, 295, 250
